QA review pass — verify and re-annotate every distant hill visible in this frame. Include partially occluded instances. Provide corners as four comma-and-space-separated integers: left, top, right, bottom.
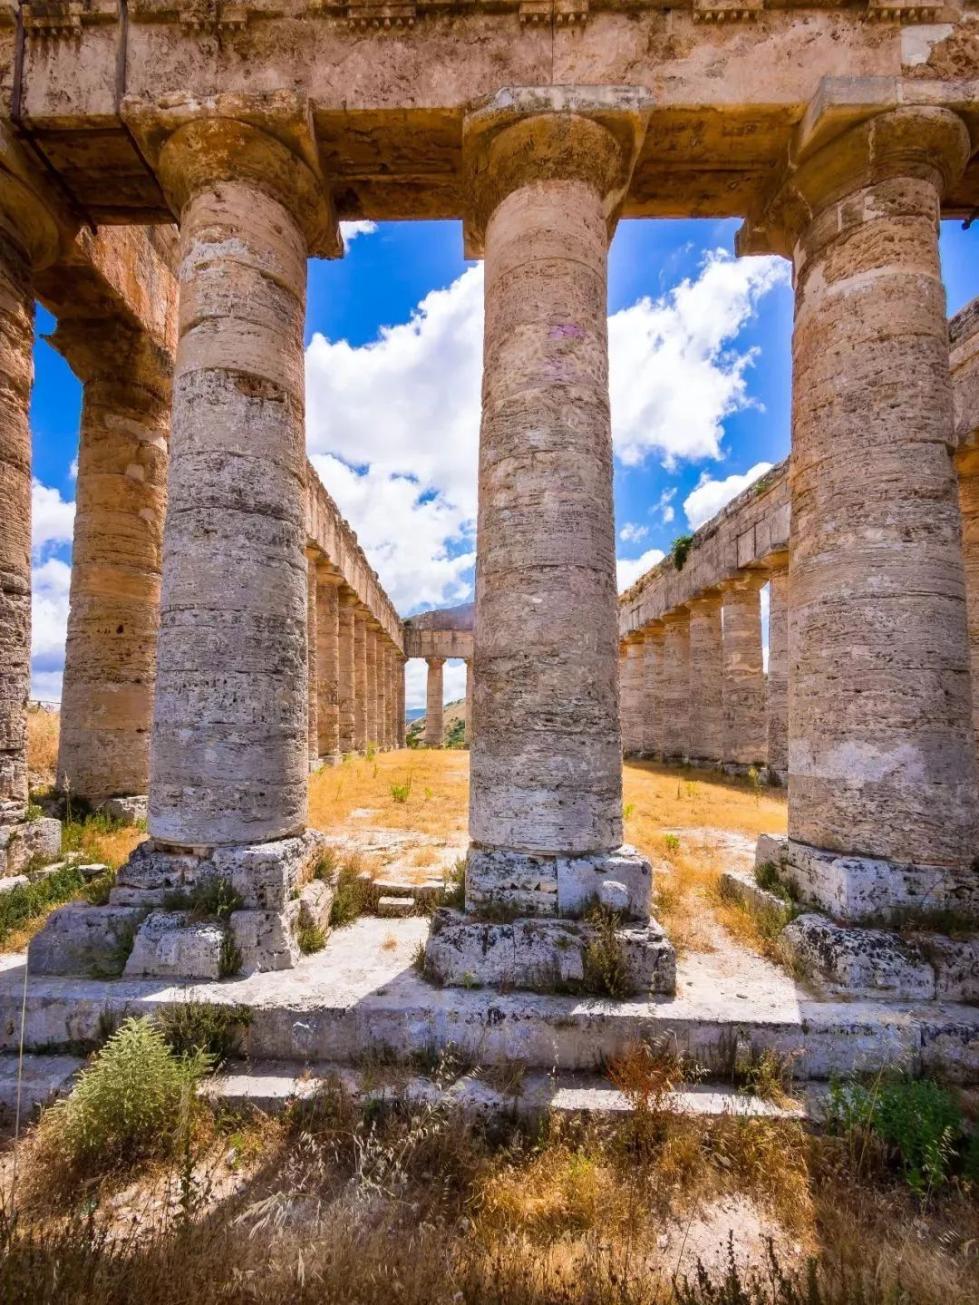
407, 698, 467, 746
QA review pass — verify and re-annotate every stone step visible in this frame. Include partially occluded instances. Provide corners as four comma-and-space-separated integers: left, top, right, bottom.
201, 1059, 825, 1122
358, 872, 446, 905
376, 895, 416, 918
0, 1052, 83, 1127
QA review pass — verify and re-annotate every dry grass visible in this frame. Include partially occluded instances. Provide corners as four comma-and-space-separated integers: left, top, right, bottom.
308, 748, 469, 839
3, 1082, 977, 1305
26, 708, 59, 785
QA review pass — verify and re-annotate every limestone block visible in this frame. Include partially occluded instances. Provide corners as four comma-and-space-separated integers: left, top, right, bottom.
0, 817, 62, 876
114, 841, 201, 895
124, 911, 225, 980
599, 881, 630, 913
0, 875, 28, 895
919, 1017, 979, 1085
230, 902, 302, 974
100, 796, 149, 825
719, 867, 793, 923
466, 845, 653, 921
377, 896, 414, 918
298, 879, 333, 930
424, 909, 676, 994
781, 914, 935, 1000
555, 846, 653, 921
78, 863, 109, 881
28, 905, 147, 977
211, 831, 325, 911
910, 933, 979, 1003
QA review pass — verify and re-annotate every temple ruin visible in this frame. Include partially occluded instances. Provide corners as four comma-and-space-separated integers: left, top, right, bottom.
1, 4, 978, 1084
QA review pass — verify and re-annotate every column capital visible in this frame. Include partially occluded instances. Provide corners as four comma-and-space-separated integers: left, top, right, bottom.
316, 563, 345, 586
689, 589, 724, 611
722, 571, 767, 595
47, 316, 173, 396
462, 86, 651, 257
737, 99, 970, 259
155, 116, 340, 258
425, 655, 446, 669
0, 131, 72, 269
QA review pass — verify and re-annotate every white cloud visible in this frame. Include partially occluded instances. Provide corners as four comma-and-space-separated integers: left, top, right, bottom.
619, 522, 648, 544
662, 505, 675, 525
32, 479, 75, 556
683, 461, 773, 531
617, 548, 665, 594
404, 656, 468, 711
339, 220, 378, 247
31, 556, 72, 663
609, 251, 787, 469
31, 671, 64, 704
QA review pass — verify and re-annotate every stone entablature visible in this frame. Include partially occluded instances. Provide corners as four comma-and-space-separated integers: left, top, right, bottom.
618, 460, 789, 638
403, 602, 473, 661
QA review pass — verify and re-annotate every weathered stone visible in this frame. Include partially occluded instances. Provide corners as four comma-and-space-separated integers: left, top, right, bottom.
77, 862, 108, 881
782, 913, 936, 1000
99, 795, 149, 825
765, 568, 789, 784
298, 878, 333, 931
28, 905, 147, 977
721, 577, 766, 768
466, 845, 653, 922
377, 895, 415, 918
910, 933, 979, 1003
0, 875, 28, 895
660, 612, 690, 762
687, 595, 724, 767
230, 903, 302, 974
425, 908, 675, 994
0, 817, 62, 876
124, 910, 226, 980
210, 831, 325, 911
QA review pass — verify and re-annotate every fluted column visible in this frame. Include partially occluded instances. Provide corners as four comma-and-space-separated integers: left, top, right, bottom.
687, 594, 724, 768
147, 120, 336, 846
775, 109, 977, 878
766, 568, 789, 783
721, 578, 766, 768
0, 164, 61, 831
660, 611, 690, 763
955, 444, 979, 761
53, 320, 172, 803
376, 632, 388, 749
353, 608, 368, 753
424, 656, 444, 747
337, 590, 358, 755
389, 647, 400, 747
397, 656, 406, 746
620, 638, 644, 757
316, 571, 342, 764
464, 657, 474, 746
305, 550, 320, 772
364, 622, 378, 749
641, 624, 666, 759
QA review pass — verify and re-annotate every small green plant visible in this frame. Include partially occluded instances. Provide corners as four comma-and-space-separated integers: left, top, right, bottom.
581, 906, 634, 999
443, 858, 466, 910
0, 863, 86, 946
35, 1016, 212, 1178
754, 861, 796, 905
329, 862, 375, 928
164, 876, 243, 922
622, 802, 635, 820
365, 742, 377, 761
313, 848, 339, 884
218, 929, 242, 979
298, 921, 328, 954
411, 940, 428, 974
670, 533, 694, 570
390, 776, 413, 804
155, 999, 252, 1063
89, 919, 139, 979
25, 802, 43, 823
827, 1074, 968, 1194
663, 833, 680, 854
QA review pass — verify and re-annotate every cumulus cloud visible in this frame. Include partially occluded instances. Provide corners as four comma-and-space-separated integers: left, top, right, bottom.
339, 221, 379, 247
32, 479, 75, 556
404, 656, 468, 711
31, 555, 72, 666
619, 522, 648, 544
609, 251, 787, 468
683, 461, 773, 531
617, 548, 665, 594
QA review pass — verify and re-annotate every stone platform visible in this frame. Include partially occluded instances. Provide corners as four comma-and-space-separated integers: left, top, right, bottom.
2, 916, 976, 1083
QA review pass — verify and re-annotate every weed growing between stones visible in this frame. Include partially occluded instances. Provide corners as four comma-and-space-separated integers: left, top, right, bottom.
329, 862, 377, 927
155, 1000, 253, 1064
0, 865, 86, 947
88, 918, 138, 979
163, 878, 244, 922
581, 905, 635, 998
297, 921, 328, 954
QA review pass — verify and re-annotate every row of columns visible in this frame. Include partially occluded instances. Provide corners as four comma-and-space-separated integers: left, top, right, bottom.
308, 559, 405, 764
621, 569, 785, 779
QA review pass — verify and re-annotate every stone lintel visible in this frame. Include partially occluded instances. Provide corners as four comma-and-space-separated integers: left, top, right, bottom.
424, 907, 676, 995
0, 123, 78, 268
465, 844, 653, 921
123, 97, 342, 258
462, 84, 653, 256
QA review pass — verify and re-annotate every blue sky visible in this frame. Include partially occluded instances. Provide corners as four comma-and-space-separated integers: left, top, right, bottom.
28, 217, 979, 708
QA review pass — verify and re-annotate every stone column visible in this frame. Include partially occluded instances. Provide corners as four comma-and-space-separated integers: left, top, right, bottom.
316, 571, 342, 764
660, 611, 690, 763
766, 568, 789, 784
641, 624, 666, 759
53, 320, 171, 805
620, 638, 644, 757
337, 590, 358, 755
424, 656, 444, 747
955, 444, 979, 761
397, 656, 406, 747
353, 608, 368, 753
364, 623, 378, 749
721, 578, 767, 770
390, 648, 401, 748
464, 657, 474, 746
0, 161, 63, 872
444, 91, 662, 948
745, 106, 978, 913
687, 594, 724, 768
376, 633, 388, 750
305, 550, 320, 773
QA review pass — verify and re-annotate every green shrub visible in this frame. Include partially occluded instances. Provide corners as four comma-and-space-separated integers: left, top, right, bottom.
754, 861, 796, 905
581, 906, 635, 999
828, 1075, 967, 1193
0, 864, 85, 945
313, 848, 339, 884
329, 863, 375, 928
443, 858, 466, 910
36, 1016, 212, 1177
663, 833, 680, 853
390, 777, 413, 804
155, 1000, 252, 1064
298, 922, 328, 954
164, 877, 243, 922
670, 534, 694, 570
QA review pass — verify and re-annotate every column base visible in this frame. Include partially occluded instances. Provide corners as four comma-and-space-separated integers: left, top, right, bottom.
29, 830, 333, 979
465, 844, 654, 920
0, 815, 62, 878
756, 834, 979, 924
423, 907, 676, 996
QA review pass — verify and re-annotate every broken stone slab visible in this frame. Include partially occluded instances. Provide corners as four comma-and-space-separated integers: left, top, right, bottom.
0, 875, 28, 896
781, 913, 936, 1001
909, 932, 979, 1003
98, 795, 148, 825
377, 895, 414, 918
755, 834, 979, 923
719, 866, 796, 923
28, 905, 147, 977
209, 829, 327, 911
424, 908, 676, 995
465, 844, 653, 921
77, 863, 109, 881
230, 902, 302, 974
298, 879, 333, 931
0, 817, 62, 876
124, 910, 227, 980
